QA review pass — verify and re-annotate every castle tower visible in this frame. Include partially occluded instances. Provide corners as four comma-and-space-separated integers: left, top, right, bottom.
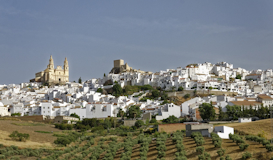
64, 57, 69, 81
47, 55, 54, 70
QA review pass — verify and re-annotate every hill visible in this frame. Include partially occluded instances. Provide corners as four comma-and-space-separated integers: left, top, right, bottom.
0, 118, 61, 149
215, 119, 272, 139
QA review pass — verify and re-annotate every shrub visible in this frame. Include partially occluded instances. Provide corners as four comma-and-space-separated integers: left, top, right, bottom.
239, 143, 249, 151
262, 139, 270, 146
196, 146, 204, 154
9, 131, 29, 142
214, 141, 222, 148
11, 156, 20, 160
266, 144, 273, 152
0, 155, 5, 160
135, 120, 144, 128
178, 87, 184, 91
217, 148, 226, 157
150, 118, 157, 123
184, 94, 190, 99
195, 137, 205, 146
91, 126, 104, 133
242, 152, 252, 160
198, 154, 205, 160
204, 152, 211, 159
225, 155, 232, 160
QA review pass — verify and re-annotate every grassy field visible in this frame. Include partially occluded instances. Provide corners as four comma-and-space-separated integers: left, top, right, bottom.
0, 120, 61, 149
215, 119, 273, 139
11, 122, 46, 126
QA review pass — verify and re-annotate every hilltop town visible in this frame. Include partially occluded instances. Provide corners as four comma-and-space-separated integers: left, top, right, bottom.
1, 57, 273, 121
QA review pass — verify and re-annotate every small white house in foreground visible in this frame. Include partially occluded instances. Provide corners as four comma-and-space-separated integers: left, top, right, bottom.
238, 117, 252, 123
214, 126, 234, 139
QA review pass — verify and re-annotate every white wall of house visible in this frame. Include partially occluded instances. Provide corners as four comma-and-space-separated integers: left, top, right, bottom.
10, 103, 24, 115
214, 126, 234, 139
0, 102, 10, 116
40, 103, 53, 116
238, 118, 252, 123
156, 103, 180, 120
69, 108, 86, 120
86, 104, 114, 119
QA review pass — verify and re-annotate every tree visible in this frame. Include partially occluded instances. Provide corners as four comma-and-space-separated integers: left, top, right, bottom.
152, 90, 160, 99
126, 105, 142, 119
103, 118, 112, 131
257, 105, 267, 119
140, 85, 153, 91
117, 109, 125, 119
112, 83, 123, 97
135, 120, 144, 128
184, 94, 190, 99
218, 107, 226, 121
78, 77, 82, 83
150, 118, 157, 123
193, 89, 197, 96
104, 73, 106, 77
178, 86, 184, 91
162, 115, 179, 124
236, 74, 242, 79
199, 103, 216, 121
70, 113, 80, 119
208, 87, 213, 94
226, 105, 242, 120
96, 88, 103, 93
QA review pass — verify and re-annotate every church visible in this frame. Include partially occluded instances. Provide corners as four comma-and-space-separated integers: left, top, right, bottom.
30, 56, 69, 85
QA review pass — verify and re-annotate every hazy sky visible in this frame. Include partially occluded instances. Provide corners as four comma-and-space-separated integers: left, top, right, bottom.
1, 1, 273, 84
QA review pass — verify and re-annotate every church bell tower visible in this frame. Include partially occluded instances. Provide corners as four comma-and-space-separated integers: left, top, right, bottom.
47, 55, 54, 70
64, 57, 69, 81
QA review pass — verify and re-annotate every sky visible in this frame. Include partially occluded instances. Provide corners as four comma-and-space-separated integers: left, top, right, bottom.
0, 0, 273, 84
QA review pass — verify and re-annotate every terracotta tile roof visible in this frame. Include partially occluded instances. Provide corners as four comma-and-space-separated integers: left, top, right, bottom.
230, 101, 261, 106
258, 94, 273, 100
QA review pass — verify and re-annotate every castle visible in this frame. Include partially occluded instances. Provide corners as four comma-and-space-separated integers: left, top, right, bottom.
110, 59, 152, 74
30, 56, 69, 85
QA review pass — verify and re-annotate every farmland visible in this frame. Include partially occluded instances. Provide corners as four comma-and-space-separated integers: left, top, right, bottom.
0, 119, 273, 159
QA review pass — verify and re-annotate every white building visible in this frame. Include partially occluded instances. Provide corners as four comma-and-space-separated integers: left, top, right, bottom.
238, 117, 252, 123
0, 102, 10, 117
156, 103, 181, 120
214, 126, 234, 139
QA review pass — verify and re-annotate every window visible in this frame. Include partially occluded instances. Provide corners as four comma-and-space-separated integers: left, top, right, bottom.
43, 111, 45, 113
48, 107, 49, 109
48, 111, 50, 113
